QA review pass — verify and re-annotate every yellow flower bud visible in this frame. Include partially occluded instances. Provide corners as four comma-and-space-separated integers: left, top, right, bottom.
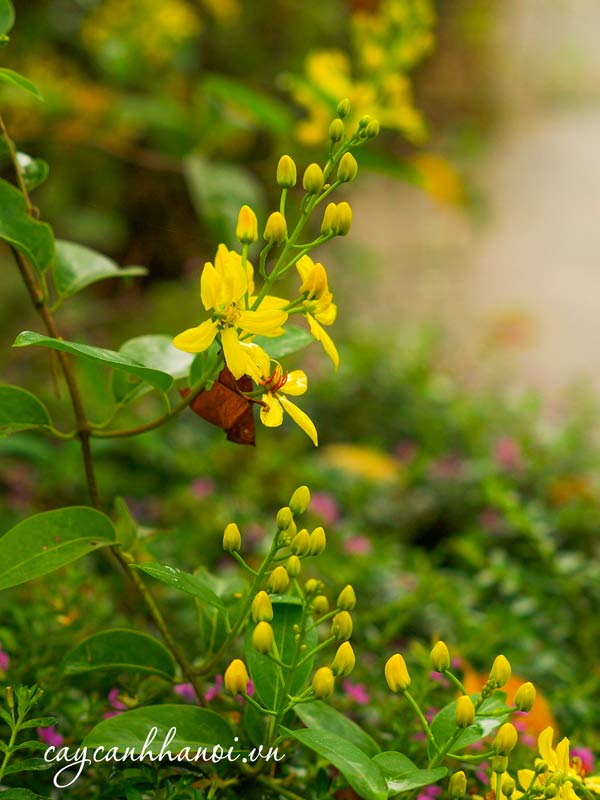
449, 771, 467, 799
337, 98, 351, 118
337, 152, 358, 183
336, 585, 356, 611
223, 522, 241, 552
277, 154, 297, 188
267, 566, 290, 593
251, 590, 273, 623
365, 119, 380, 139
455, 695, 475, 728
331, 610, 353, 641
312, 666, 335, 699
224, 659, 249, 695
329, 118, 345, 142
514, 682, 536, 712
492, 755, 508, 774
286, 555, 302, 578
490, 655, 512, 688
358, 114, 371, 128
334, 201, 352, 235
263, 211, 287, 244
291, 529, 311, 556
312, 594, 329, 614
502, 777, 516, 797
299, 262, 328, 297
252, 621, 274, 654
321, 203, 338, 236
331, 642, 355, 677
309, 526, 326, 555
304, 578, 320, 595
236, 205, 258, 244
535, 761, 548, 775
385, 653, 411, 692
289, 486, 311, 515
303, 163, 324, 195
493, 723, 518, 756
544, 786, 558, 798
276, 506, 294, 530
430, 641, 450, 672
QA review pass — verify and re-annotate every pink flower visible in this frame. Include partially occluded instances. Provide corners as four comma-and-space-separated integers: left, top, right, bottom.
174, 683, 197, 703
343, 536, 372, 555
412, 731, 427, 742
572, 747, 594, 775
0, 647, 10, 672
37, 726, 63, 748
425, 707, 439, 723
418, 785, 441, 800
103, 688, 127, 717
204, 675, 223, 702
394, 440, 419, 464
429, 455, 465, 481
429, 671, 450, 688
310, 492, 340, 525
476, 762, 490, 783
493, 437, 522, 471
342, 680, 370, 705
189, 478, 215, 500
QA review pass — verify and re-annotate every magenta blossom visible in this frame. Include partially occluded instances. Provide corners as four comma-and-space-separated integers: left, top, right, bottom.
572, 747, 594, 775
174, 683, 197, 704
0, 647, 9, 672
342, 680, 370, 705
418, 785, 442, 800
343, 536, 372, 555
189, 477, 215, 500
429, 671, 450, 688
311, 492, 340, 525
204, 675, 223, 702
493, 437, 523, 471
37, 726, 63, 748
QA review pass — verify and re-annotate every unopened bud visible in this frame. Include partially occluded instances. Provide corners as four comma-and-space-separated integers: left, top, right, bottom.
236, 205, 258, 244
264, 211, 287, 244
303, 163, 324, 195
252, 621, 274, 654
430, 641, 451, 672
291, 529, 311, 556
5, 686, 14, 711
492, 756, 509, 774
276, 506, 294, 530
223, 522, 241, 552
337, 98, 351, 118
493, 723, 518, 756
503, 778, 516, 797
534, 760, 548, 774
331, 610, 353, 641
277, 155, 297, 188
490, 655, 512, 688
304, 578, 320, 594
331, 642, 355, 677
334, 201, 352, 235
449, 771, 467, 799
251, 591, 273, 623
514, 682, 536, 712
286, 555, 302, 578
267, 566, 290, 593
337, 152, 358, 183
321, 203, 338, 236
312, 666, 335, 699
365, 119, 380, 138
312, 595, 329, 614
456, 695, 475, 728
289, 485, 311, 515
224, 659, 249, 695
358, 114, 371, 129
329, 118, 345, 142
309, 526, 326, 555
336, 585, 356, 610
385, 653, 411, 692
544, 787, 558, 798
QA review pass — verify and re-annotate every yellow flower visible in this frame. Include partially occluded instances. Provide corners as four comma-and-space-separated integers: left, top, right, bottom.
516, 728, 593, 800
172, 245, 288, 380
296, 255, 338, 369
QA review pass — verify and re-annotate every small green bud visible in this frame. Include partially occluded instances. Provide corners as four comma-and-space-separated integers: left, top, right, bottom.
358, 114, 371, 128
365, 119, 380, 138
276, 506, 293, 530
329, 118, 345, 142
337, 98, 351, 118
534, 760, 548, 774
263, 211, 287, 244
277, 154, 297, 188
492, 756, 509, 774
544, 787, 558, 798
449, 771, 467, 799
337, 152, 358, 183
502, 777, 516, 797
289, 485, 311, 515
303, 163, 324, 195
223, 522, 241, 553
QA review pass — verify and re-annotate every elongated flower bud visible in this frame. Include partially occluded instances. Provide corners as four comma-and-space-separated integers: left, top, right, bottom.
365, 119, 380, 139
329, 118, 345, 142
277, 154, 297, 187
449, 771, 467, 799
289, 486, 310, 515
286, 555, 301, 578
493, 723, 518, 756
252, 621, 274, 654
236, 205, 258, 244
276, 506, 293, 530
251, 590, 273, 623
312, 666, 335, 699
337, 98, 351, 118
385, 653, 411, 692
334, 201, 352, 235
267, 566, 290, 593
456, 695, 475, 728
490, 655, 512, 688
502, 777, 516, 797
321, 203, 338, 236
291, 529, 311, 556
332, 642, 355, 677
224, 659, 249, 695
514, 682, 536, 712
304, 578, 320, 595
430, 641, 450, 672
264, 211, 287, 244
223, 522, 241, 552
492, 756, 508, 774
303, 163, 324, 195
313, 594, 329, 614
309, 526, 326, 555
336, 585, 356, 610
337, 152, 358, 183
331, 610, 353, 641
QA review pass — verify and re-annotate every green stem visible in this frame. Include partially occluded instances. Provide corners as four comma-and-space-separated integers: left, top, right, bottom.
0, 725, 17, 783
404, 690, 437, 750
443, 669, 468, 695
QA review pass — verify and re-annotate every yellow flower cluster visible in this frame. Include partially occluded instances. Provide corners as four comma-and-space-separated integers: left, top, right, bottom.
173, 103, 379, 445
287, 0, 435, 146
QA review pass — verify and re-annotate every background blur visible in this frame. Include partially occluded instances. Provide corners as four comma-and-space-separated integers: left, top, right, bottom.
2, 0, 600, 757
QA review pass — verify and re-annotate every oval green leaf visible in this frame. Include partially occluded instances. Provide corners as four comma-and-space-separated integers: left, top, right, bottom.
0, 68, 42, 100
134, 563, 225, 610
54, 240, 147, 299
296, 700, 380, 757
0, 0, 15, 37
0, 385, 52, 436
63, 629, 176, 680
280, 726, 388, 800
0, 507, 116, 591
428, 694, 510, 758
13, 331, 173, 393
0, 179, 54, 273
112, 335, 193, 403
83, 705, 235, 753
253, 325, 313, 359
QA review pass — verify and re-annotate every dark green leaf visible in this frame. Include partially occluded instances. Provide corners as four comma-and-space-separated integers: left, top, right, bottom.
374, 751, 447, 795
0, 790, 49, 799
112, 335, 193, 403
54, 240, 147, 299
13, 331, 173, 393
0, 68, 42, 100
281, 726, 388, 800
0, 179, 54, 273
0, 0, 15, 37
83, 705, 235, 753
4, 757, 51, 775
253, 325, 313, 359
19, 717, 57, 730
113, 496, 137, 549
203, 74, 293, 135
296, 701, 380, 757
428, 694, 510, 759
134, 563, 225, 610
62, 629, 176, 680
0, 385, 52, 436
0, 507, 116, 591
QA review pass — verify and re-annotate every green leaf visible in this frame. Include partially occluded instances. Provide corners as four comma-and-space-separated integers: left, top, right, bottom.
0, 68, 42, 100
428, 694, 510, 759
184, 154, 265, 244
0, 385, 52, 436
112, 335, 193, 403
4, 757, 51, 775
203, 74, 293, 135
253, 325, 313, 360
374, 752, 447, 795
245, 598, 317, 710
62, 629, 176, 680
0, 507, 116, 591
0, 179, 54, 273
54, 240, 147, 299
13, 331, 174, 393
16, 153, 49, 192
83, 705, 235, 753
0, 0, 15, 37
356, 148, 421, 185
295, 701, 380, 757
0, 791, 49, 799
281, 726, 388, 800
134, 563, 225, 610
19, 717, 57, 730
113, 496, 137, 549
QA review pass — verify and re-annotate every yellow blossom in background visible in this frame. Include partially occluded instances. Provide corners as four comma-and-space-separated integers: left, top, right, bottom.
322, 444, 399, 482
411, 153, 464, 205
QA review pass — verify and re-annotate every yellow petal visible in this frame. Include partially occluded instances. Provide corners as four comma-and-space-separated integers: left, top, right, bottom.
555, 738, 570, 773
296, 254, 316, 284
200, 262, 220, 310
173, 320, 218, 353
260, 393, 283, 427
221, 327, 250, 379
239, 308, 288, 336
279, 395, 318, 446
538, 728, 559, 771
239, 341, 270, 378
517, 770, 536, 793
250, 294, 290, 310
281, 370, 308, 396
214, 243, 229, 273
314, 299, 337, 326
307, 314, 339, 369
